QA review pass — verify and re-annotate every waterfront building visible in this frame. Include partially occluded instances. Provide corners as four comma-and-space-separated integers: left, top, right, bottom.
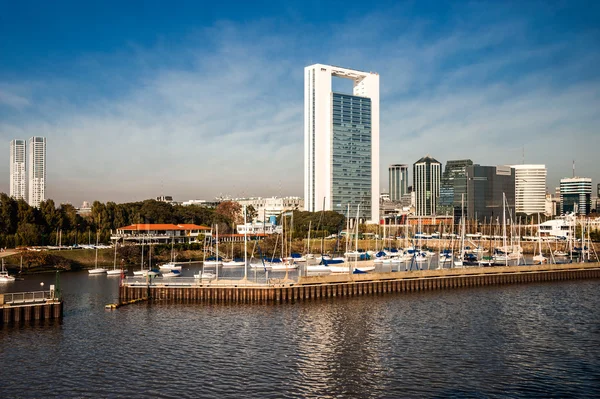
112, 223, 211, 244
413, 155, 441, 216
236, 221, 282, 235
466, 165, 515, 222
28, 136, 46, 207
437, 159, 473, 219
304, 64, 379, 222
9, 139, 27, 201
389, 164, 408, 202
511, 164, 547, 215
560, 177, 592, 215
235, 196, 303, 222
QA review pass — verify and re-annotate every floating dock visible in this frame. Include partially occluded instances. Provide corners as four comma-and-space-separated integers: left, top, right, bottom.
0, 290, 63, 324
119, 262, 600, 305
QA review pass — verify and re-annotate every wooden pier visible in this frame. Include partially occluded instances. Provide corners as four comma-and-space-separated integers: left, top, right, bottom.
119, 262, 600, 305
0, 290, 63, 324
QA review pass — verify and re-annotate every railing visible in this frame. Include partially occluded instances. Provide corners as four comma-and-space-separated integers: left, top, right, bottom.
122, 276, 290, 287
3, 290, 56, 305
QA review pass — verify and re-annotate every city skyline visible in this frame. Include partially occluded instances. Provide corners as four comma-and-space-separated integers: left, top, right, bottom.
0, 1, 599, 205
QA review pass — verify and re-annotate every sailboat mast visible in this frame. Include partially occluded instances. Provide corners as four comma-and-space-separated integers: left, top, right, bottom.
503, 193, 507, 266
244, 205, 248, 280
354, 204, 360, 273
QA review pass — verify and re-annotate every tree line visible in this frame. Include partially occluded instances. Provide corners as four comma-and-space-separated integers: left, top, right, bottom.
0, 193, 347, 248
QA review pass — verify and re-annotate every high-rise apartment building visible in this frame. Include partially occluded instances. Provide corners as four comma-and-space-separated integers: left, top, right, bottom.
438, 159, 473, 219
9, 139, 27, 201
511, 164, 547, 215
304, 64, 379, 222
413, 155, 441, 216
466, 165, 515, 222
389, 164, 408, 202
28, 136, 46, 207
560, 177, 591, 215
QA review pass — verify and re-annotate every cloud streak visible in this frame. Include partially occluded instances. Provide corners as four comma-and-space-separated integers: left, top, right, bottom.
0, 2, 598, 204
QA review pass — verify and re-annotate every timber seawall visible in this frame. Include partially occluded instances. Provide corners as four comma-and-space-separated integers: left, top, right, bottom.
119, 263, 600, 305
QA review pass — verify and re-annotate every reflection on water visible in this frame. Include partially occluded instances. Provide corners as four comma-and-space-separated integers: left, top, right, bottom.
1, 270, 599, 398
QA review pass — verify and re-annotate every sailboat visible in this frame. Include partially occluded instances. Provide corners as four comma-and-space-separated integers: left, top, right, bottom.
88, 232, 108, 274
107, 239, 123, 275
0, 259, 16, 282
204, 225, 223, 267
133, 238, 159, 277
194, 228, 216, 280
159, 237, 182, 271
532, 213, 547, 264
222, 239, 245, 268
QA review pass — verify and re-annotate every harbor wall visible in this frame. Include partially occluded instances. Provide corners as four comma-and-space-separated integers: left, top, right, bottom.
119, 263, 600, 305
0, 301, 63, 325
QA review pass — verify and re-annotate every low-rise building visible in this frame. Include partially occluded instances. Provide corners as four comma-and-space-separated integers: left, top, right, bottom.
112, 223, 211, 244
236, 222, 282, 235
235, 196, 303, 221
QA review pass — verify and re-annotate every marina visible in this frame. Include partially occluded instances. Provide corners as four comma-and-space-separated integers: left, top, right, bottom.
117, 261, 600, 305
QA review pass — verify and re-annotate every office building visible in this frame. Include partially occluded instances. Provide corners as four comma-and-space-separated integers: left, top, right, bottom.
437, 159, 473, 219
389, 164, 408, 202
560, 177, 592, 215
304, 64, 379, 222
235, 196, 304, 222
466, 165, 515, 222
511, 164, 547, 215
9, 139, 27, 201
28, 136, 46, 207
413, 155, 441, 216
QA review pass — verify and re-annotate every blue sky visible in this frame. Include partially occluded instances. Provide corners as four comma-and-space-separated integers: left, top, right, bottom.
1, 1, 599, 205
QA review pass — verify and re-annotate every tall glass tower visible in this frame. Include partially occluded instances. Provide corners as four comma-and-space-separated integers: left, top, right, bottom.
413, 155, 441, 216
28, 136, 46, 208
438, 159, 473, 219
304, 64, 379, 222
389, 164, 408, 202
10, 139, 27, 201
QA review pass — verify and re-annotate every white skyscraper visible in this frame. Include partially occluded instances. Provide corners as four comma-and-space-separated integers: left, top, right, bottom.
511, 164, 547, 215
28, 136, 46, 207
9, 139, 27, 201
304, 64, 380, 222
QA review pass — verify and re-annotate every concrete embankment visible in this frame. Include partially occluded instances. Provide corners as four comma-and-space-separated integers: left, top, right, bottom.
119, 262, 600, 305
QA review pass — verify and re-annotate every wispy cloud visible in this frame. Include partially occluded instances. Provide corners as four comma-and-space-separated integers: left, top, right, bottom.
0, 2, 598, 204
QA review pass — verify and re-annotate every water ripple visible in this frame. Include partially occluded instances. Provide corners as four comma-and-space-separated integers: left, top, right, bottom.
1, 273, 599, 398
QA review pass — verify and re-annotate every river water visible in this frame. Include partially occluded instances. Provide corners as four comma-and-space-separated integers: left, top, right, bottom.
1, 267, 599, 398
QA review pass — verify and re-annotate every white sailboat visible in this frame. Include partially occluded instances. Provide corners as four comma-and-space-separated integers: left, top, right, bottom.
159, 237, 182, 271
532, 213, 547, 264
133, 238, 158, 277
194, 227, 216, 280
88, 233, 108, 274
203, 225, 223, 267
0, 259, 16, 282
107, 239, 122, 275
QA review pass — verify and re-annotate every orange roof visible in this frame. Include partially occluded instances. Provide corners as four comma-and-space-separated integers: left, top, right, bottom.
118, 224, 184, 231
177, 224, 211, 230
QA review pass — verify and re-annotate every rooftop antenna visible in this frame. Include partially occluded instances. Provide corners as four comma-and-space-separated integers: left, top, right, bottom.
573, 160, 575, 178
522, 146, 525, 164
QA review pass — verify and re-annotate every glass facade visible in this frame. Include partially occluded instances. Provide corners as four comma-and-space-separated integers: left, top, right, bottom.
389, 164, 408, 202
413, 156, 441, 216
438, 159, 472, 220
466, 165, 515, 222
560, 178, 592, 215
331, 92, 372, 219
